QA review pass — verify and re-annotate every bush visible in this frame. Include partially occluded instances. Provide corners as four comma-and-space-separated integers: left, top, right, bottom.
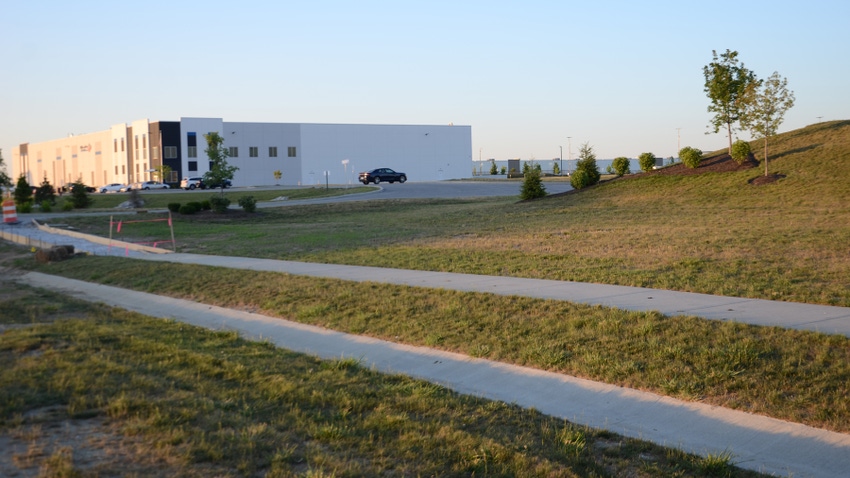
209, 195, 231, 213
679, 146, 703, 169
200, 200, 211, 211
238, 195, 257, 213
18, 201, 33, 213
638, 152, 656, 172
500, 166, 506, 175
489, 162, 498, 175
62, 200, 74, 211
731, 140, 751, 164
179, 203, 199, 215
570, 143, 600, 189
167, 203, 181, 213
187, 201, 203, 212
40, 200, 52, 213
611, 157, 630, 176
520, 169, 547, 200
570, 169, 591, 190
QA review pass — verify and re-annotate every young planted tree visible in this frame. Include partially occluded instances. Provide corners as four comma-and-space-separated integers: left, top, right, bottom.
519, 167, 546, 200
570, 143, 600, 190
155, 164, 173, 184
34, 176, 56, 206
13, 175, 32, 206
740, 72, 795, 176
203, 132, 239, 212
703, 49, 757, 154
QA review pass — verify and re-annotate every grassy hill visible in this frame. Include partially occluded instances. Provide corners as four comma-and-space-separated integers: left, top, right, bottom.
50, 120, 850, 307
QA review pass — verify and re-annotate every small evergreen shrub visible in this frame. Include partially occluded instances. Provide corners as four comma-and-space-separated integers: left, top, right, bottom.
489, 162, 498, 175
62, 200, 74, 211
179, 203, 199, 215
200, 200, 211, 211
679, 146, 703, 169
500, 166, 506, 175
611, 157, 630, 176
238, 195, 257, 213
570, 143, 600, 189
187, 201, 203, 212
167, 203, 181, 213
18, 201, 33, 213
731, 140, 751, 164
520, 169, 547, 200
40, 200, 52, 213
69, 180, 92, 208
209, 195, 231, 213
638, 152, 656, 172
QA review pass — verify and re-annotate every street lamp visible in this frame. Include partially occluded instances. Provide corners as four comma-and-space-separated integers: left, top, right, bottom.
567, 137, 572, 173
559, 146, 563, 175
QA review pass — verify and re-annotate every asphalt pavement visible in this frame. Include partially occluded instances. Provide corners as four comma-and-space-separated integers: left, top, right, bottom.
3, 210, 850, 477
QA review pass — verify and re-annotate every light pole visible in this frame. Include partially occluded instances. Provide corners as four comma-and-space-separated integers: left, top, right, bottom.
567, 137, 572, 173
559, 146, 563, 175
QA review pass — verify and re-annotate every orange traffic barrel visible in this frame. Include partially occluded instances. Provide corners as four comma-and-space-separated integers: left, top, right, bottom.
2, 197, 18, 224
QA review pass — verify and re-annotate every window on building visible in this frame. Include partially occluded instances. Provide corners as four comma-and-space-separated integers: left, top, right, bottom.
114, 139, 118, 153
122, 165, 126, 174
164, 146, 177, 159
229, 147, 238, 157
249, 146, 258, 157
152, 147, 159, 160
188, 146, 197, 158
115, 166, 118, 175
135, 135, 139, 149
269, 146, 278, 157
121, 138, 125, 152
188, 161, 198, 172
288, 146, 297, 157
142, 135, 147, 148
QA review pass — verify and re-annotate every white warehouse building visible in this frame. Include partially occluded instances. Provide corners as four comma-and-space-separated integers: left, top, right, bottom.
12, 117, 472, 188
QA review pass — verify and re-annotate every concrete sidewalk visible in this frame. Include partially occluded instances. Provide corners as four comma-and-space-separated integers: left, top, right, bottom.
15, 271, 850, 477
5, 226, 850, 476
140, 253, 850, 338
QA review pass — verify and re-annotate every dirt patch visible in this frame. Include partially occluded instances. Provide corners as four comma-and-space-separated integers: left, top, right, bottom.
749, 173, 786, 185
0, 407, 178, 477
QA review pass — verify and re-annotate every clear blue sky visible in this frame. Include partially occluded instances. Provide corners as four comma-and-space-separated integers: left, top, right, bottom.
2, 0, 848, 169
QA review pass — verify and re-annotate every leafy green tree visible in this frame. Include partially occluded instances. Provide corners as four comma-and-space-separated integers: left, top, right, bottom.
34, 176, 56, 206
638, 152, 656, 172
155, 164, 173, 184
552, 161, 560, 176
520, 168, 547, 200
740, 71, 795, 176
13, 175, 32, 206
679, 147, 703, 169
203, 132, 239, 196
489, 161, 498, 175
0, 149, 11, 190
703, 49, 757, 154
611, 156, 630, 176
570, 143, 600, 189
730, 139, 752, 165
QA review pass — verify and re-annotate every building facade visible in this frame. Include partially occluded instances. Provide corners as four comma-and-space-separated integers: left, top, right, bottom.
12, 118, 472, 188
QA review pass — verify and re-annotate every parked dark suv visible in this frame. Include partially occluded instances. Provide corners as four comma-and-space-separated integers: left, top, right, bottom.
359, 168, 407, 185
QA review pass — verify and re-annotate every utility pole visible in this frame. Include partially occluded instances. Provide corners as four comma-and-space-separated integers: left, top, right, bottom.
676, 128, 681, 157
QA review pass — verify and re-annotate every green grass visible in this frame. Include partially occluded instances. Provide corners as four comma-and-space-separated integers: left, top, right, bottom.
54, 121, 850, 307
75, 185, 375, 210
20, 255, 850, 435
0, 282, 766, 476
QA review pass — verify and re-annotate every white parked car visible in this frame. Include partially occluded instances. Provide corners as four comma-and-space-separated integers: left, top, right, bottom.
99, 183, 125, 193
135, 181, 170, 190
